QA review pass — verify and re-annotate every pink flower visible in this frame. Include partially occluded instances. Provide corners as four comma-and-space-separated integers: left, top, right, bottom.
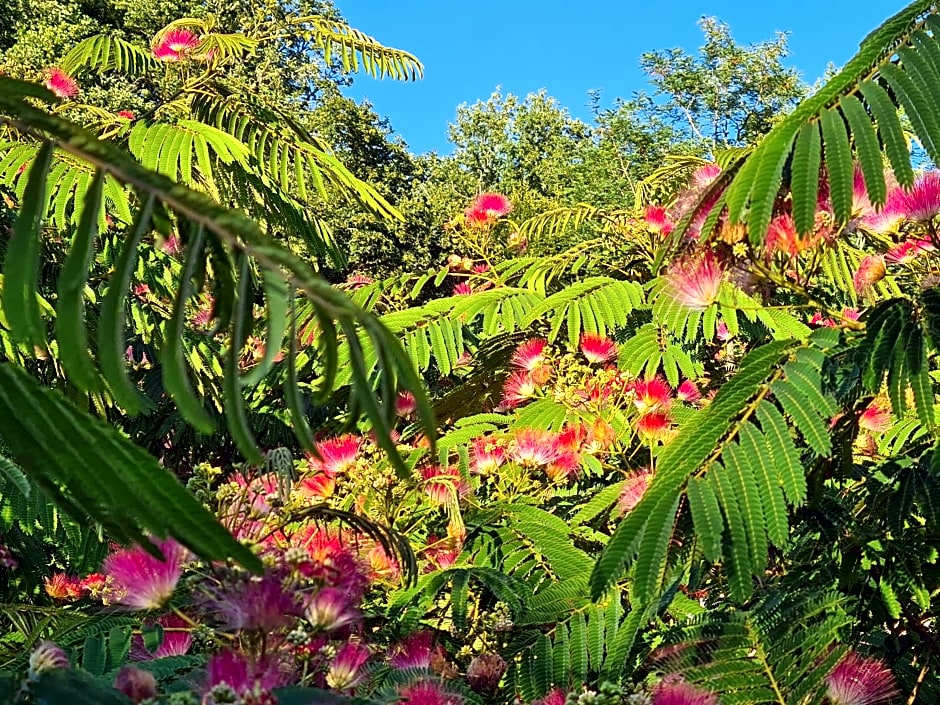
306, 434, 359, 477
511, 338, 548, 371
453, 281, 473, 295
390, 631, 439, 669
632, 377, 672, 414
102, 537, 187, 610
765, 213, 821, 257
885, 240, 926, 264
44, 67, 79, 99
652, 679, 719, 705
637, 411, 673, 442
860, 186, 907, 233
204, 649, 286, 700
396, 390, 417, 417
618, 469, 652, 515
470, 436, 506, 474
645, 205, 674, 235
422, 465, 468, 506
346, 273, 374, 287
692, 163, 722, 188
465, 192, 512, 227
132, 613, 192, 660
533, 689, 568, 705
544, 449, 582, 483
44, 573, 82, 601
424, 534, 462, 571
204, 570, 299, 632
152, 28, 200, 61
715, 320, 732, 341
304, 586, 361, 632
117, 110, 135, 120
826, 651, 899, 705
664, 252, 725, 310
466, 652, 508, 694
296, 472, 335, 499
676, 380, 701, 403
580, 333, 617, 365
28, 642, 70, 678
898, 171, 940, 221
502, 370, 538, 408
113, 665, 157, 703
510, 428, 560, 467
859, 400, 891, 434
398, 680, 462, 705
327, 643, 371, 689
853, 255, 886, 294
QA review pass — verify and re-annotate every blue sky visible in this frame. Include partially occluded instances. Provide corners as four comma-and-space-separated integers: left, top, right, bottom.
336, 0, 899, 155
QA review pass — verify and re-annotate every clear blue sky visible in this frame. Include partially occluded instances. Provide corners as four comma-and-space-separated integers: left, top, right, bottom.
336, 0, 900, 155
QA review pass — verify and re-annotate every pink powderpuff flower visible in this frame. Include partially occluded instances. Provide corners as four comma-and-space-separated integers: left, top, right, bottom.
580, 333, 618, 365
810, 312, 836, 328
511, 338, 548, 371
327, 642, 371, 689
632, 377, 672, 414
295, 472, 335, 500
453, 281, 473, 295
645, 205, 674, 235
544, 450, 582, 483
305, 586, 361, 632
79, 573, 110, 600
421, 465, 468, 506
860, 185, 907, 233
470, 436, 506, 474
825, 651, 899, 705
765, 213, 821, 258
853, 255, 886, 294
652, 679, 719, 705
398, 679, 463, 705
692, 163, 722, 188
153, 28, 200, 61
102, 537, 187, 610
465, 192, 512, 227
852, 166, 874, 217
204, 650, 287, 701
44, 573, 82, 601
715, 320, 733, 341
637, 411, 673, 442
204, 570, 299, 632
44, 68, 79, 99
424, 534, 462, 571
899, 171, 940, 222
466, 652, 508, 694
885, 240, 925, 265
396, 390, 418, 417
555, 424, 587, 453
502, 370, 538, 408
346, 273, 374, 288
306, 434, 359, 477
859, 399, 891, 434
132, 613, 192, 660
117, 110, 135, 120
510, 428, 560, 467
676, 380, 701, 403
664, 252, 725, 310
618, 469, 652, 515
113, 665, 157, 703
390, 630, 439, 669
533, 689, 568, 705
28, 641, 70, 679
366, 542, 402, 584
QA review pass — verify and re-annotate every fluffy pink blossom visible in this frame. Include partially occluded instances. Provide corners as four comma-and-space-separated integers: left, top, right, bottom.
618, 469, 652, 515
632, 377, 672, 414
132, 613, 192, 660
580, 333, 618, 365
859, 186, 907, 233
645, 205, 674, 235
898, 171, 940, 221
466, 652, 508, 694
533, 689, 567, 705
664, 252, 725, 310
544, 450, 582, 483
511, 338, 548, 371
637, 411, 673, 442
826, 651, 899, 705
716, 320, 733, 341
117, 110, 135, 120
204, 649, 286, 701
204, 570, 299, 632
44, 573, 82, 601
502, 370, 538, 408
421, 465, 468, 505
306, 434, 359, 477
389, 630, 439, 669
28, 642, 70, 678
652, 679, 719, 705
153, 28, 200, 61
113, 665, 157, 703
398, 679, 463, 705
327, 643, 371, 689
465, 192, 512, 227
859, 400, 891, 434
886, 240, 926, 264
102, 537, 187, 610
396, 390, 417, 417
692, 163, 722, 188
453, 281, 473, 295
305, 586, 361, 632
470, 436, 506, 474
853, 255, 887, 294
44, 68, 79, 99
676, 380, 701, 403
510, 428, 560, 467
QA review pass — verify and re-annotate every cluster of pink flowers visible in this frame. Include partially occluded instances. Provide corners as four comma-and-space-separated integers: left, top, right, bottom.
664, 252, 726, 311
152, 28, 201, 61
43, 67, 79, 99
464, 192, 512, 228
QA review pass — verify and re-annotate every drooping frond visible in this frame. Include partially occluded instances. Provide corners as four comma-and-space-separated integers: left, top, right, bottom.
58, 34, 159, 76
683, 0, 939, 243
